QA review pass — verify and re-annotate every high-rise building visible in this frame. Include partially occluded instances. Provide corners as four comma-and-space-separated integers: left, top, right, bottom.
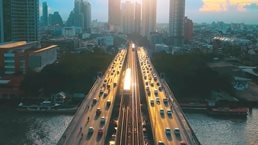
108, 0, 121, 32
134, 2, 141, 34
49, 11, 63, 26
1, 0, 12, 42
142, 0, 156, 37
121, 1, 135, 34
184, 17, 193, 42
66, 0, 91, 33
42, 2, 48, 26
0, 0, 3, 43
0, 0, 39, 42
169, 0, 185, 46
82, 1, 91, 32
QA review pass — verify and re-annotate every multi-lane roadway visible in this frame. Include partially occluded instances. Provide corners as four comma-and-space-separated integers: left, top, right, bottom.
58, 44, 200, 145
137, 47, 189, 145
58, 49, 127, 145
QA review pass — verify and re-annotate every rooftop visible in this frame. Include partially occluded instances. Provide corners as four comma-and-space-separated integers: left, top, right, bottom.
33, 45, 58, 54
0, 41, 27, 49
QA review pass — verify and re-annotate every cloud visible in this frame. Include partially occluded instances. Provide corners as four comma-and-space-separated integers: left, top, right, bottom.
200, 0, 258, 12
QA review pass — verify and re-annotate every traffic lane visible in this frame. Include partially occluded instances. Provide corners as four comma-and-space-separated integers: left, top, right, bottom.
83, 62, 123, 145
150, 68, 187, 144
148, 95, 176, 145
157, 93, 181, 145
89, 54, 126, 144
99, 74, 121, 145
64, 79, 102, 145
138, 51, 178, 145
83, 85, 112, 144
64, 50, 126, 145
82, 65, 120, 144
149, 87, 177, 145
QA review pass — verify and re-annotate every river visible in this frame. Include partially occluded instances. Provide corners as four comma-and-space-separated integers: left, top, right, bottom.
0, 105, 257, 145
185, 109, 258, 145
0, 105, 73, 145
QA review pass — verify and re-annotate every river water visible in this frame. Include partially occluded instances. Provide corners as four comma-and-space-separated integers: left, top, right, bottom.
0, 105, 73, 145
0, 105, 257, 145
185, 109, 258, 145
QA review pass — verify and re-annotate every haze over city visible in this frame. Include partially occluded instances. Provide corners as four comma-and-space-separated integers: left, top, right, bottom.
40, 0, 258, 24
0, 0, 258, 145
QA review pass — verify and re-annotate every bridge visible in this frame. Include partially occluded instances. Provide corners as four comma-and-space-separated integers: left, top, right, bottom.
58, 43, 201, 145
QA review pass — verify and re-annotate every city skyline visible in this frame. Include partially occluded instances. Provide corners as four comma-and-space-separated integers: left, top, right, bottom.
40, 0, 258, 24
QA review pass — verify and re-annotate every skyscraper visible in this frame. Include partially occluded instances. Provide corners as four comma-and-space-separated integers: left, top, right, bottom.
142, 0, 156, 37
0, 0, 39, 42
134, 2, 141, 34
108, 0, 121, 32
184, 17, 193, 42
66, 0, 91, 33
49, 11, 63, 26
121, 1, 134, 34
169, 0, 185, 46
82, 1, 91, 32
0, 0, 3, 43
42, 2, 48, 26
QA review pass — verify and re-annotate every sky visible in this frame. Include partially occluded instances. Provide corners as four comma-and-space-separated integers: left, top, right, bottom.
40, 0, 258, 24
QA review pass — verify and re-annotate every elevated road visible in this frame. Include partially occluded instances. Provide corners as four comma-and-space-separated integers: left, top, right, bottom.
137, 47, 201, 145
58, 49, 127, 145
58, 45, 200, 145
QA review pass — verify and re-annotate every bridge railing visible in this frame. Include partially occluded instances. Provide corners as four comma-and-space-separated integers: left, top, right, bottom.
162, 80, 202, 145
57, 77, 101, 145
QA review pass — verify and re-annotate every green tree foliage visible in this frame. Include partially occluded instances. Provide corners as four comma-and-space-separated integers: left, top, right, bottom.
152, 53, 233, 101
21, 52, 113, 98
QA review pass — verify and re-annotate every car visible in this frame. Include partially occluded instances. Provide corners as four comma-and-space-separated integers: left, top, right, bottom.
100, 117, 106, 125
165, 128, 171, 136
106, 100, 111, 108
150, 99, 154, 106
154, 89, 158, 96
96, 108, 101, 115
99, 89, 104, 96
154, 76, 157, 81
163, 98, 168, 105
98, 128, 104, 136
174, 128, 180, 136
147, 90, 151, 96
160, 108, 164, 116
158, 141, 165, 145
156, 97, 160, 104
93, 98, 97, 104
180, 141, 187, 145
146, 86, 150, 92
104, 92, 109, 97
167, 109, 172, 117
88, 127, 94, 135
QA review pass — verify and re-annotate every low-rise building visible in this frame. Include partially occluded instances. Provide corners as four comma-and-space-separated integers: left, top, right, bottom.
0, 41, 58, 75
29, 45, 59, 72
0, 41, 39, 75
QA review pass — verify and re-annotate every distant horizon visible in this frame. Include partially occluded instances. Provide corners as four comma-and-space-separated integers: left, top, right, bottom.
40, 0, 258, 25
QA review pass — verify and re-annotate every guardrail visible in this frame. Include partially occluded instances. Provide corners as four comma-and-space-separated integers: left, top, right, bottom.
142, 47, 201, 145
57, 78, 101, 145
162, 80, 201, 145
